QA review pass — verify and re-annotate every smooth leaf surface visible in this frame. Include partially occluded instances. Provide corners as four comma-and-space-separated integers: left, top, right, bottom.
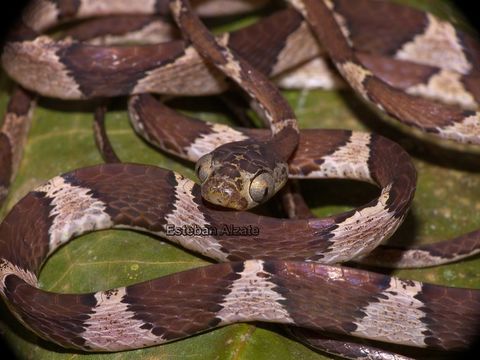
1, 1, 479, 359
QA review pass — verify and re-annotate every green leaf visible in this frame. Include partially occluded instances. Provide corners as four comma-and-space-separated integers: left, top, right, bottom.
1, 1, 479, 359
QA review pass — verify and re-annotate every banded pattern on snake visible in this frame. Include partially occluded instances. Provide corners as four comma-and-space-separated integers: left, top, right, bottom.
0, 0, 480, 359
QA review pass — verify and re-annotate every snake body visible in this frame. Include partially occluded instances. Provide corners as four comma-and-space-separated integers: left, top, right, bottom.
1, 0, 480, 358
3, 0, 480, 144
1, 162, 479, 352
127, 93, 480, 268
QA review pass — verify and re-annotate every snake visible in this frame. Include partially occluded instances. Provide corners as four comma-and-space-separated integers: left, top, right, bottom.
1, 0, 480, 358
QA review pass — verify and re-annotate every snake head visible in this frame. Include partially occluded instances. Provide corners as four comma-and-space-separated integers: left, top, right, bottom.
195, 140, 288, 210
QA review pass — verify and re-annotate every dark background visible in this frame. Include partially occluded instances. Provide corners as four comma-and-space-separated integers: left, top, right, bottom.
0, 0, 479, 359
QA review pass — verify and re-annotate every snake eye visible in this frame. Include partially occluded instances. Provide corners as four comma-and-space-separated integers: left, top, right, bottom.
249, 172, 274, 203
195, 154, 213, 183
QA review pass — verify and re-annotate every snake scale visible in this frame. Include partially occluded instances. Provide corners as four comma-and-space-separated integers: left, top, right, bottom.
1, 0, 480, 359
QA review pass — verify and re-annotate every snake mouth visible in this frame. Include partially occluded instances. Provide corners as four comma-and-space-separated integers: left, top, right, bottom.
201, 180, 249, 210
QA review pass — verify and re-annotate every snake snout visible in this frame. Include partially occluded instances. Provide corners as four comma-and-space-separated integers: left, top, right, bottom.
201, 179, 248, 210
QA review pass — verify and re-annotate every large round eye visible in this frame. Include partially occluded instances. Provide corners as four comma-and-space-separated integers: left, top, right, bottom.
195, 154, 213, 183
249, 172, 274, 203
